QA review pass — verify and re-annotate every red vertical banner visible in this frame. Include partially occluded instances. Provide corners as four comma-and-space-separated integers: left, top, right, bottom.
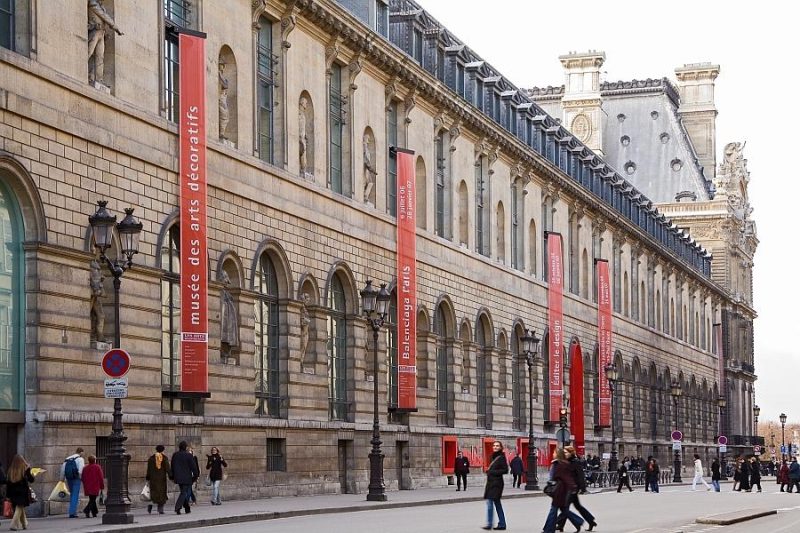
547, 232, 564, 422
179, 32, 209, 393
396, 148, 417, 411
596, 259, 612, 427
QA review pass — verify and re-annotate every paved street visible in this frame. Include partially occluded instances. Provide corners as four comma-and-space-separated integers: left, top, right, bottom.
191, 487, 800, 533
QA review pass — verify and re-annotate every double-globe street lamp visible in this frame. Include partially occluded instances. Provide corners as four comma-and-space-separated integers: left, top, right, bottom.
671, 380, 683, 483
717, 395, 727, 479
88, 200, 143, 525
520, 328, 541, 491
361, 280, 391, 502
605, 363, 619, 473
780, 412, 788, 460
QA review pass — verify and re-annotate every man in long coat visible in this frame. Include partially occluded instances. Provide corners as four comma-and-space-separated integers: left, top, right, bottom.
146, 445, 171, 514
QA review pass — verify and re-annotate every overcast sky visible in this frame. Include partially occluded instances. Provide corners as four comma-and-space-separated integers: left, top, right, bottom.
419, 0, 798, 425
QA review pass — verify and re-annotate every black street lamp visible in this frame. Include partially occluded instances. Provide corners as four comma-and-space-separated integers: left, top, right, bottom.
361, 280, 390, 502
717, 396, 727, 480
520, 328, 541, 491
753, 404, 760, 440
780, 412, 787, 460
88, 200, 142, 525
605, 363, 619, 472
671, 380, 683, 483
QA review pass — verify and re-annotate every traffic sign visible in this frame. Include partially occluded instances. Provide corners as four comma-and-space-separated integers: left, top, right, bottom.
104, 377, 128, 399
719, 445, 727, 453
671, 430, 683, 441
672, 440, 682, 451
781, 445, 787, 454
102, 348, 131, 378
556, 428, 571, 446
753, 445, 761, 453
717, 435, 728, 445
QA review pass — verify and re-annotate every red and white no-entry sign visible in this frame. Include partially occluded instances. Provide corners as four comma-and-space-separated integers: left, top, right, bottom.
102, 348, 131, 378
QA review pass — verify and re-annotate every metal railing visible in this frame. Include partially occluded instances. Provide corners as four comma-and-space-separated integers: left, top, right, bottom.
586, 469, 673, 488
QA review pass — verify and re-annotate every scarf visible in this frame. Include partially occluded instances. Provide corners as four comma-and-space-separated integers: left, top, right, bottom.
154, 452, 164, 470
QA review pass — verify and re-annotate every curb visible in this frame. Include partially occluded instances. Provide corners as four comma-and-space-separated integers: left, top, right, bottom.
695, 508, 777, 525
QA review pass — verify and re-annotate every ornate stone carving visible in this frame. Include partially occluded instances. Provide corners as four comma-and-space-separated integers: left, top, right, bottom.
87, 0, 123, 88
299, 293, 311, 362
385, 77, 398, 111
218, 60, 230, 140
324, 34, 341, 75
219, 271, 240, 349
404, 87, 417, 124
89, 260, 105, 343
362, 129, 377, 205
280, 1, 299, 49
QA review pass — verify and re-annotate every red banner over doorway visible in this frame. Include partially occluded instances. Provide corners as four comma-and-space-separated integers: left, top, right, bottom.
569, 341, 585, 456
596, 259, 612, 427
179, 31, 209, 393
547, 232, 564, 422
396, 148, 417, 411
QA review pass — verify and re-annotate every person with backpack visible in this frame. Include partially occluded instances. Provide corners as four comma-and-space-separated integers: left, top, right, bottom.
787, 457, 800, 493
61, 447, 85, 518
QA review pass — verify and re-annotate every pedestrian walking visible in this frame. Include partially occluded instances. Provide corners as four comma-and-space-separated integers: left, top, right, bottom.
711, 457, 721, 492
481, 441, 508, 531
555, 446, 597, 532
616, 462, 633, 492
646, 457, 661, 493
509, 452, 524, 489
732, 455, 741, 491
206, 447, 228, 505
542, 448, 584, 533
749, 456, 762, 492
454, 451, 470, 491
61, 447, 85, 518
6, 454, 35, 531
146, 445, 171, 514
81, 455, 105, 518
171, 441, 199, 515
787, 457, 800, 493
692, 454, 711, 491
739, 456, 752, 491
778, 459, 790, 492
188, 446, 200, 505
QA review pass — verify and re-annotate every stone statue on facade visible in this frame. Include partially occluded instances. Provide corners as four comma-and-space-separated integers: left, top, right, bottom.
218, 60, 230, 141
723, 141, 745, 164
299, 96, 309, 176
219, 271, 240, 349
363, 132, 377, 205
89, 259, 106, 343
87, 0, 123, 87
299, 293, 311, 361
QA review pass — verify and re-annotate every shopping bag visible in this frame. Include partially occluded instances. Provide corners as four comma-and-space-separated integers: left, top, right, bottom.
140, 482, 151, 502
98, 489, 105, 506
48, 480, 70, 502
2, 499, 12, 519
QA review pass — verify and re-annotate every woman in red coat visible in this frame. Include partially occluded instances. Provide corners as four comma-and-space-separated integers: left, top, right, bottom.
81, 455, 105, 518
779, 459, 790, 492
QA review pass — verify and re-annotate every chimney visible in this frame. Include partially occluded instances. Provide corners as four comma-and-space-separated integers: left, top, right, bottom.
558, 50, 606, 154
674, 63, 720, 179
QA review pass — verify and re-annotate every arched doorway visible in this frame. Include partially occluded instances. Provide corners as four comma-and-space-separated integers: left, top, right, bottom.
569, 339, 585, 456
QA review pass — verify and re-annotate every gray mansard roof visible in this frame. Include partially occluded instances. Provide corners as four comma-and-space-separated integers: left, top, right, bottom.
527, 79, 714, 204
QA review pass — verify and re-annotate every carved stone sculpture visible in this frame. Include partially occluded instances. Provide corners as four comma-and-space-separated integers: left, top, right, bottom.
218, 61, 230, 140
219, 271, 240, 348
299, 293, 311, 361
87, 0, 123, 86
363, 131, 377, 205
299, 96, 309, 175
89, 260, 106, 343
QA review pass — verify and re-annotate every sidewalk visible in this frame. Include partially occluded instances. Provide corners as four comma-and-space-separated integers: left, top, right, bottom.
13, 485, 550, 533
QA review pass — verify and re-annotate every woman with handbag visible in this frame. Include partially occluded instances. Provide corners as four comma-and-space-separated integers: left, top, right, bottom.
81, 455, 105, 518
146, 445, 171, 514
206, 447, 228, 505
481, 441, 509, 531
5, 454, 35, 531
542, 448, 584, 533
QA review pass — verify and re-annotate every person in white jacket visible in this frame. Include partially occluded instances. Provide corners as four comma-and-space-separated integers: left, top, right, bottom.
692, 454, 711, 491
61, 447, 86, 517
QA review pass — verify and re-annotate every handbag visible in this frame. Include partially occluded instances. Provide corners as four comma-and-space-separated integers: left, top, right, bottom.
140, 482, 151, 502
28, 487, 37, 503
48, 480, 70, 502
543, 480, 559, 497
2, 499, 12, 519
98, 489, 105, 506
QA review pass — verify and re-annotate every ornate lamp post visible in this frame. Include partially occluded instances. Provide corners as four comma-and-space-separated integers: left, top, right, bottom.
753, 404, 760, 441
520, 328, 541, 491
780, 412, 788, 460
88, 200, 142, 525
361, 280, 390, 502
717, 396, 727, 479
605, 363, 619, 472
671, 380, 683, 483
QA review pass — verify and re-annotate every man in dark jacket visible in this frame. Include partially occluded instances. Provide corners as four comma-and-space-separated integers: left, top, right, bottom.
454, 451, 470, 491
509, 453, 524, 488
171, 441, 199, 514
749, 456, 762, 492
556, 447, 597, 532
711, 457, 721, 492
787, 457, 800, 493
616, 462, 633, 492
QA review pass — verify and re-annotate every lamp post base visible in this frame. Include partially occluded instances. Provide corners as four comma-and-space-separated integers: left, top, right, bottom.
366, 448, 386, 502
102, 506, 134, 525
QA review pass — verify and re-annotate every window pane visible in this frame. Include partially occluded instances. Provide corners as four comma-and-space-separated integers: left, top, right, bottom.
328, 276, 347, 420
0, 0, 13, 51
0, 184, 21, 410
329, 65, 344, 194
386, 102, 397, 215
255, 255, 281, 417
257, 21, 276, 163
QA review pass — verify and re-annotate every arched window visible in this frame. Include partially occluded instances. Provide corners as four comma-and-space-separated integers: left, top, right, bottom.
387, 291, 398, 409
476, 315, 491, 428
328, 275, 348, 420
0, 181, 23, 411
254, 254, 281, 417
434, 304, 451, 426
511, 325, 524, 430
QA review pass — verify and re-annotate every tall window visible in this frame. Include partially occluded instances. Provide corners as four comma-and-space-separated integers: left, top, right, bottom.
329, 64, 345, 194
328, 276, 348, 420
475, 156, 489, 256
592, 226, 601, 303
568, 210, 579, 294
386, 101, 398, 215
163, 0, 191, 123
161, 225, 188, 412
511, 328, 523, 430
435, 132, 447, 238
0, 181, 22, 411
434, 305, 450, 426
510, 182, 523, 270
0, 0, 13, 50
387, 294, 398, 409
612, 239, 621, 312
476, 317, 490, 429
254, 254, 281, 417
257, 19, 277, 164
